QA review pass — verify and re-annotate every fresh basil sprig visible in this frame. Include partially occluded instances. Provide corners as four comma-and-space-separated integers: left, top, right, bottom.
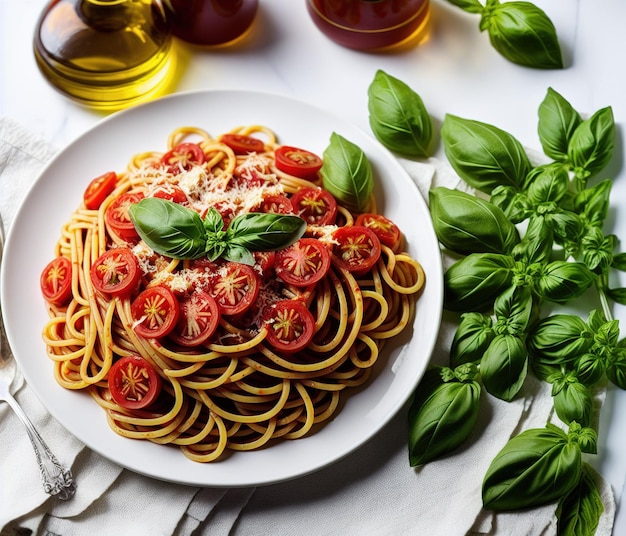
129, 198, 306, 265
367, 70, 432, 158
321, 132, 374, 213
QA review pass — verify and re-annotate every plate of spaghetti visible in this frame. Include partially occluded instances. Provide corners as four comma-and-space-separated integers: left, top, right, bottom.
1, 90, 443, 487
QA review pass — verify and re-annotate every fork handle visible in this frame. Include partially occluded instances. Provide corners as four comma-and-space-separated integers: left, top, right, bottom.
4, 390, 76, 500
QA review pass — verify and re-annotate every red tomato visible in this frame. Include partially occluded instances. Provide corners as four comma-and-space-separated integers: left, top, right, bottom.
355, 213, 402, 251
105, 192, 144, 242
263, 300, 315, 353
290, 187, 337, 225
275, 146, 323, 179
152, 184, 189, 204
255, 194, 294, 215
161, 142, 206, 173
220, 133, 265, 155
253, 250, 276, 279
83, 171, 117, 210
209, 262, 260, 316
108, 355, 162, 410
131, 286, 180, 339
170, 290, 220, 347
275, 238, 331, 287
331, 226, 381, 275
40, 256, 73, 306
90, 248, 141, 298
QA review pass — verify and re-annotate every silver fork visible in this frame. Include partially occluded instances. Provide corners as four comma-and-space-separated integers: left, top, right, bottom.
0, 217, 76, 500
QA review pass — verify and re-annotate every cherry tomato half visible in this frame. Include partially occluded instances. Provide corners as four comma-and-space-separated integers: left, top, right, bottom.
275, 146, 323, 179
255, 194, 294, 215
209, 262, 260, 316
83, 171, 117, 210
275, 238, 331, 287
108, 355, 162, 410
290, 187, 337, 226
161, 142, 206, 173
170, 290, 220, 347
131, 286, 180, 339
263, 300, 315, 353
40, 256, 73, 306
90, 248, 141, 298
355, 213, 402, 251
105, 192, 144, 242
331, 225, 381, 275
152, 184, 189, 205
220, 133, 265, 155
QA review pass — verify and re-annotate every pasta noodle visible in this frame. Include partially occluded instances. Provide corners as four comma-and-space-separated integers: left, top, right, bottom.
41, 126, 425, 462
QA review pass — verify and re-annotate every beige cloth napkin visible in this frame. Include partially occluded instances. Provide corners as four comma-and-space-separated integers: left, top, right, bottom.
0, 117, 616, 536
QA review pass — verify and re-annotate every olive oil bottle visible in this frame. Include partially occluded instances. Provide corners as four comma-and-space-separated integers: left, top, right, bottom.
33, 0, 174, 111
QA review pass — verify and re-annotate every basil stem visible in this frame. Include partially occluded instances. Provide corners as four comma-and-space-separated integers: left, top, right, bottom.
367, 70, 433, 158
129, 198, 306, 264
321, 132, 374, 213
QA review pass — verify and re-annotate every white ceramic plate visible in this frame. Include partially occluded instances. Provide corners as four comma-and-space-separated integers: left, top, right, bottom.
1, 90, 443, 487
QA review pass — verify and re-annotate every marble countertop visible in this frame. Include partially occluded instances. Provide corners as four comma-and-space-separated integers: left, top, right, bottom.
1, 0, 626, 534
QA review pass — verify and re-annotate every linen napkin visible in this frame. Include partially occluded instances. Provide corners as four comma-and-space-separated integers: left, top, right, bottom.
0, 117, 616, 536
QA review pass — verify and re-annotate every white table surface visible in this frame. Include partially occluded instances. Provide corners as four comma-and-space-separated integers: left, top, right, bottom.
1, 0, 626, 533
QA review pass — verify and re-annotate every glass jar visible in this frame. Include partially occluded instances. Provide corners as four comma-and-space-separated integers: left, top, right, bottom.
306, 0, 430, 51
163, 0, 259, 47
33, 0, 174, 111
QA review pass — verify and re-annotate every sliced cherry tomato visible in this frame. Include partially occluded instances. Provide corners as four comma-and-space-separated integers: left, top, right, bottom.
152, 184, 189, 204
253, 250, 276, 279
290, 187, 337, 225
209, 262, 260, 316
170, 290, 220, 347
263, 300, 315, 353
355, 213, 402, 251
331, 225, 381, 275
90, 248, 141, 297
160, 142, 206, 173
275, 146, 323, 179
275, 238, 331, 287
131, 286, 180, 339
84, 171, 117, 210
108, 355, 162, 410
220, 133, 265, 155
254, 194, 294, 215
40, 256, 73, 306
105, 192, 144, 242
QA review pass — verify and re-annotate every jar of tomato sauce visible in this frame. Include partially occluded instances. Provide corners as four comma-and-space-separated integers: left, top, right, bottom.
306, 0, 430, 51
163, 0, 258, 46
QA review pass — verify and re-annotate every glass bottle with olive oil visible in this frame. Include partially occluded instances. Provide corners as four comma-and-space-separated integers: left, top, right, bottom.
33, 0, 174, 111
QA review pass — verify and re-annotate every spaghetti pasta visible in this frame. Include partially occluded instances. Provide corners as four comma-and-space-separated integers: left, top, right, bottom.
40, 126, 425, 462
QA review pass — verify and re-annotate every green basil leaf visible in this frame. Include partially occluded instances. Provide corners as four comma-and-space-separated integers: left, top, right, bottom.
606, 287, 626, 306
568, 106, 615, 182
535, 260, 595, 304
490, 185, 531, 223
527, 314, 594, 365
441, 114, 531, 194
480, 333, 528, 401
129, 197, 208, 259
573, 178, 612, 228
581, 227, 615, 274
538, 87, 582, 161
367, 70, 432, 158
445, 0, 484, 14
554, 380, 593, 427
451, 312, 495, 367
493, 284, 533, 336
408, 376, 481, 466
321, 132, 373, 212
556, 463, 604, 536
444, 253, 515, 312
594, 318, 620, 348
203, 207, 225, 235
429, 187, 519, 255
575, 353, 606, 387
510, 214, 553, 265
525, 162, 569, 205
545, 210, 584, 251
222, 244, 255, 265
611, 252, 626, 272
482, 424, 582, 510
480, 1, 563, 70
606, 349, 626, 390
226, 212, 306, 251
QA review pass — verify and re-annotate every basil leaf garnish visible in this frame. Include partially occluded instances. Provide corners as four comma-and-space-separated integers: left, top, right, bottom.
527, 314, 593, 365
480, 333, 528, 401
536, 260, 595, 304
321, 132, 373, 213
445, 0, 483, 14
450, 312, 494, 367
129, 197, 306, 264
480, 0, 563, 70
538, 87, 582, 161
441, 114, 531, 194
367, 69, 432, 158
553, 380, 593, 427
556, 464, 604, 536
129, 197, 208, 259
